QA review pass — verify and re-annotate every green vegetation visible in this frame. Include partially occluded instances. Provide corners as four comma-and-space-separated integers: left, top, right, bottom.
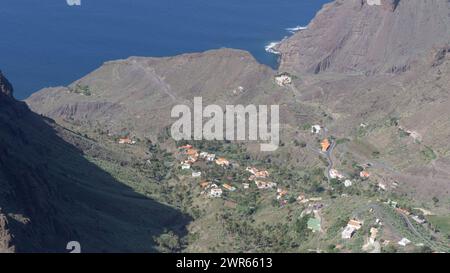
154, 231, 182, 253
336, 138, 351, 145
428, 215, 450, 238
70, 83, 92, 96
421, 146, 437, 162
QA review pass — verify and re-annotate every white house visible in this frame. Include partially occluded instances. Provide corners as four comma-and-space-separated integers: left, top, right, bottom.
181, 163, 191, 170
412, 216, 426, 224
342, 226, 356, 239
192, 171, 202, 178
275, 74, 292, 87
398, 238, 411, 247
311, 125, 322, 134
210, 188, 223, 198
344, 180, 353, 187
206, 154, 216, 162
330, 169, 345, 180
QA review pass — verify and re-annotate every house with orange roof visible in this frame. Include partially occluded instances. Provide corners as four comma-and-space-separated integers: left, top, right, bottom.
199, 181, 211, 189
360, 171, 371, 178
347, 219, 363, 230
321, 138, 331, 152
255, 170, 270, 178
342, 219, 363, 239
118, 136, 136, 145
395, 208, 411, 216
222, 183, 236, 192
179, 144, 193, 150
215, 157, 230, 167
277, 189, 289, 200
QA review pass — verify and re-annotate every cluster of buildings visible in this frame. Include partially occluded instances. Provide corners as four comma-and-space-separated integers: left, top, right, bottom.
177, 145, 237, 198
329, 169, 354, 188
275, 73, 292, 87
386, 200, 426, 224
178, 145, 232, 174
246, 167, 277, 190
199, 181, 237, 198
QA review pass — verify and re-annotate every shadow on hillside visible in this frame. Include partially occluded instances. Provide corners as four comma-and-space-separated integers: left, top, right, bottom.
0, 95, 191, 253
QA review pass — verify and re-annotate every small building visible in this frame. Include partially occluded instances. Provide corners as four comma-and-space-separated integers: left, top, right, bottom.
275, 73, 292, 87
398, 238, 411, 247
246, 167, 258, 175
192, 171, 202, 178
222, 184, 236, 192
206, 153, 216, 162
321, 138, 331, 152
255, 170, 270, 178
199, 181, 211, 189
118, 137, 136, 145
185, 148, 199, 157
395, 208, 411, 216
276, 189, 289, 200
342, 219, 363, 239
311, 125, 322, 134
329, 169, 345, 180
360, 171, 371, 178
342, 226, 357, 239
255, 180, 277, 190
344, 180, 353, 187
297, 194, 306, 202
181, 163, 191, 170
243, 183, 250, 189
232, 86, 245, 95
370, 227, 379, 244
179, 144, 193, 150
378, 183, 387, 190
210, 188, 223, 198
348, 219, 363, 230
412, 215, 426, 224
215, 157, 230, 167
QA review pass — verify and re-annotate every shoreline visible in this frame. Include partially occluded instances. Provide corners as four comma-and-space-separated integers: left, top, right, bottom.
264, 25, 308, 55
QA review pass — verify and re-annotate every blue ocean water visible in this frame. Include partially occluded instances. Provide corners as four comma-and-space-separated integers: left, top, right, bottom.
0, 0, 329, 99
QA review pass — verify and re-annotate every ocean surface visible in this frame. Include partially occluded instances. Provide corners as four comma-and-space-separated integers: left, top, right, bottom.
0, 0, 329, 99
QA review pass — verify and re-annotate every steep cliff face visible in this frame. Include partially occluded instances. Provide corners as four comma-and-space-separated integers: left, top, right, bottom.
0, 71, 13, 97
1, 72, 189, 252
277, 0, 450, 75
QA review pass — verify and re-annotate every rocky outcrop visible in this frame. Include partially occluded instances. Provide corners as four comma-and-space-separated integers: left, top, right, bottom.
0, 212, 14, 253
0, 71, 13, 97
276, 0, 450, 75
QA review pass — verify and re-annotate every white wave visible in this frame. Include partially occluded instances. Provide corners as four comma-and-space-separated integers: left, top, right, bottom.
286, 25, 307, 34
265, 41, 281, 55
66, 0, 81, 6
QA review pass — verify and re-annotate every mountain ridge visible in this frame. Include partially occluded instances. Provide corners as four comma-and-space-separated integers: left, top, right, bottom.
276, 0, 450, 75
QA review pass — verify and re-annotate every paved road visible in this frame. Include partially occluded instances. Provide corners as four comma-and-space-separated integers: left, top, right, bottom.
324, 140, 337, 182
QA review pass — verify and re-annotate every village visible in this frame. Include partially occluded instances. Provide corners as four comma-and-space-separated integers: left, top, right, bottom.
109, 125, 439, 253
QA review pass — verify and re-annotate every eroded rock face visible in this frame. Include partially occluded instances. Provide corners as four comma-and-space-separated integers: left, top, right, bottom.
276, 0, 450, 75
0, 213, 14, 253
0, 71, 13, 97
